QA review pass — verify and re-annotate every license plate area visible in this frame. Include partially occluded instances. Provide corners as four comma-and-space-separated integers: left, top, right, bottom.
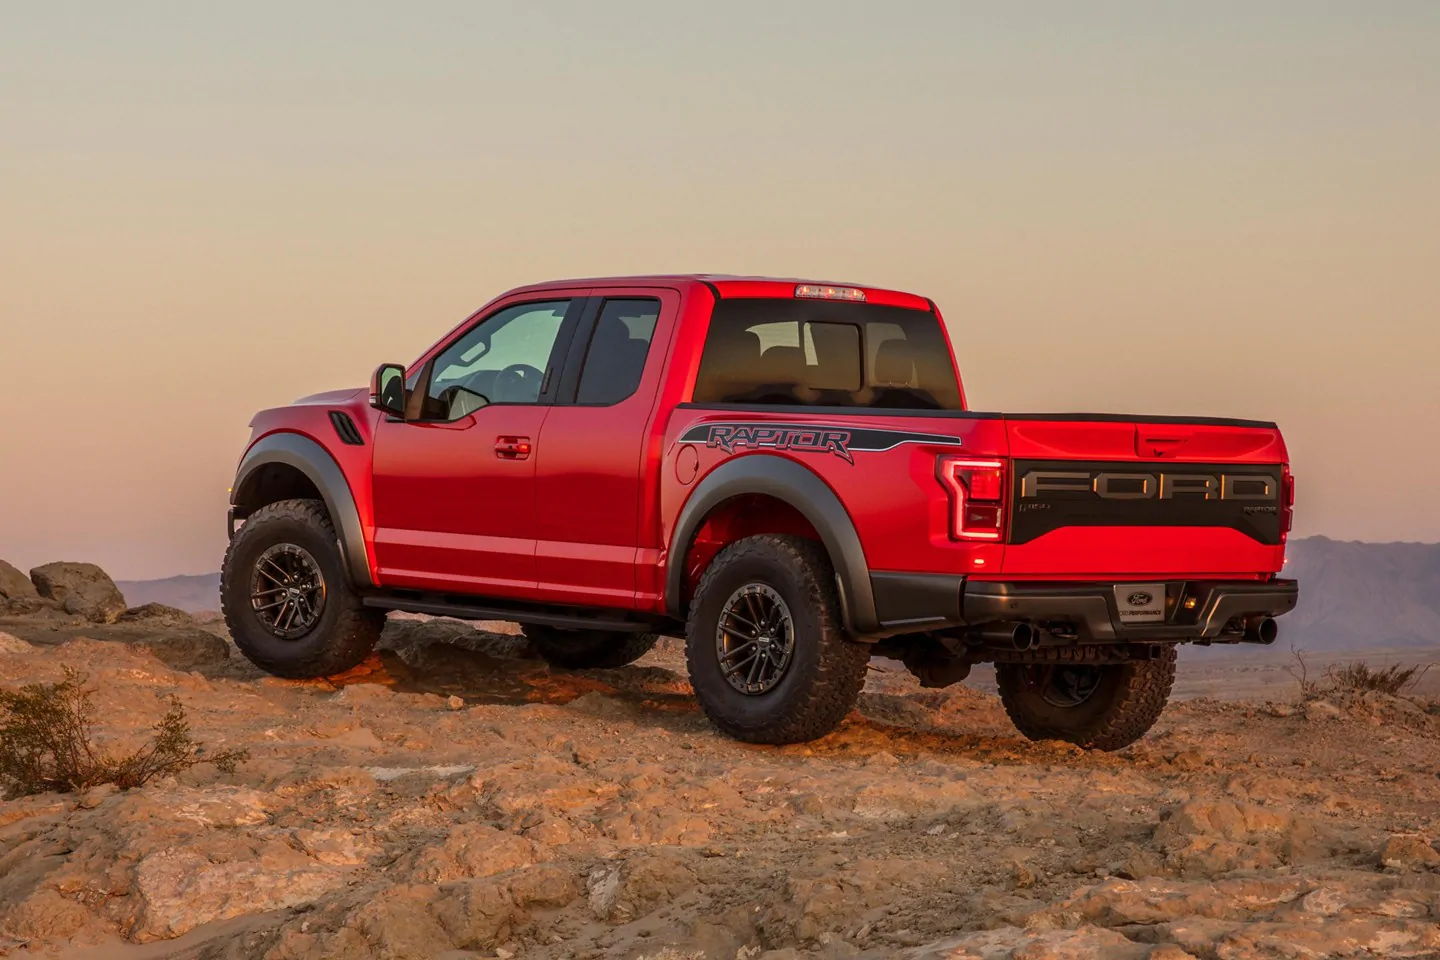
1114, 583, 1166, 624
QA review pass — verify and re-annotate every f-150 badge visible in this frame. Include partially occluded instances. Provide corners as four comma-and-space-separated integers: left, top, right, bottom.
678, 422, 962, 465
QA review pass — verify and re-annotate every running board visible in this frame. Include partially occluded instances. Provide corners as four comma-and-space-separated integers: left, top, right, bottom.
362, 594, 657, 633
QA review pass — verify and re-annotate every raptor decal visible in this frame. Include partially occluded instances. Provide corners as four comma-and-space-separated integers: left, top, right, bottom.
678, 422, 962, 465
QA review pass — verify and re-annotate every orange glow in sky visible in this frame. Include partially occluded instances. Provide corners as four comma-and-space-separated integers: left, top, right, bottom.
2, 3, 1437, 578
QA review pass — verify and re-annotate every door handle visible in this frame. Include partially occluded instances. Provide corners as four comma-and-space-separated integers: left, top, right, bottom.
495, 436, 532, 460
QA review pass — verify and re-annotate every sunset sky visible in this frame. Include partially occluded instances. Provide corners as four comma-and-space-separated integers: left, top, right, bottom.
3, 2, 1437, 580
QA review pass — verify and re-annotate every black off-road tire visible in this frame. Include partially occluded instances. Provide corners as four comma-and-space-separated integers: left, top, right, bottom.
523, 625, 659, 670
995, 645, 1177, 751
221, 499, 385, 678
685, 535, 870, 745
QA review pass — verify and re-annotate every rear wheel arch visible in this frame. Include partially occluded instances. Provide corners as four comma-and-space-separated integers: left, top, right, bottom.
231, 432, 374, 588
665, 455, 879, 634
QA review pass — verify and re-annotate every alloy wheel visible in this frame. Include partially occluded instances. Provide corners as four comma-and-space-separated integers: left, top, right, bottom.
715, 583, 795, 695
250, 543, 327, 639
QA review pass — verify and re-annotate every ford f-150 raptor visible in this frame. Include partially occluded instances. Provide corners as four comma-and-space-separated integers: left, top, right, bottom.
222, 275, 1297, 750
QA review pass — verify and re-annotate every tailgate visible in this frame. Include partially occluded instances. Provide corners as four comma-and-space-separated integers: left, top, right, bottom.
1000, 416, 1290, 578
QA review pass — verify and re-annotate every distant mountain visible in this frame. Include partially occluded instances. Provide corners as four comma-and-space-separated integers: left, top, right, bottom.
1282, 536, 1440, 650
117, 574, 220, 613
114, 537, 1439, 647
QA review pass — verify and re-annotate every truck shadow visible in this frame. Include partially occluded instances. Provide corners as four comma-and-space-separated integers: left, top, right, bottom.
291, 617, 704, 722
274, 616, 1145, 767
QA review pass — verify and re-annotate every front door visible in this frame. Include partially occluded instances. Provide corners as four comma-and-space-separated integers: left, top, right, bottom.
372, 297, 582, 598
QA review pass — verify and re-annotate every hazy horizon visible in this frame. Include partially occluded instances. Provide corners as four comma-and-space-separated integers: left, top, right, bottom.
98, 532, 1438, 585
3, 2, 1438, 580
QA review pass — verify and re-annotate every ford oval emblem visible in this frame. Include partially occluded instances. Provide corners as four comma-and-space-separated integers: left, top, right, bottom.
1127, 592, 1153, 607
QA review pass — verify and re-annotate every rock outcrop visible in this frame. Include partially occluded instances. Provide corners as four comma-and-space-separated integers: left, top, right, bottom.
0, 631, 32, 654
28, 562, 127, 623
0, 561, 38, 603
2, 587, 1440, 958
118, 602, 195, 624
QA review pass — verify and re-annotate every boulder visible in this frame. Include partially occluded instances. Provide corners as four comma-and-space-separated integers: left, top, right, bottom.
1379, 834, 1440, 871
1151, 799, 1331, 875
130, 837, 347, 940
131, 631, 231, 670
586, 853, 697, 922
29, 562, 127, 624
118, 603, 194, 624
381, 616, 533, 660
399, 823, 550, 883
0, 559, 39, 600
0, 630, 33, 654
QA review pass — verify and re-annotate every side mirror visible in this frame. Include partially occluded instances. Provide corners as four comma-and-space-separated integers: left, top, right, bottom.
370, 363, 408, 418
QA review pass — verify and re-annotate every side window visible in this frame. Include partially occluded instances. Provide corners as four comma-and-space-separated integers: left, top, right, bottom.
574, 299, 659, 405
426, 300, 569, 419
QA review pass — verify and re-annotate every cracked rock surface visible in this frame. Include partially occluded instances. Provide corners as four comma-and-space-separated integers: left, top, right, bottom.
1, 608, 1439, 959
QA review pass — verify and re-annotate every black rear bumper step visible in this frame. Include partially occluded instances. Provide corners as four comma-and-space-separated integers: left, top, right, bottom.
961, 578, 1298, 642
868, 572, 1297, 642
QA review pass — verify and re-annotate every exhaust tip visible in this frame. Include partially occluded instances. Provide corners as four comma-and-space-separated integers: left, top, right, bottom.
1011, 623, 1038, 651
1245, 616, 1278, 645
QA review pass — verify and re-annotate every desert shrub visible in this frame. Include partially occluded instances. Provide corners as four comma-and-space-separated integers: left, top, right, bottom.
1284, 644, 1324, 699
1285, 644, 1434, 701
0, 667, 247, 798
1326, 661, 1431, 696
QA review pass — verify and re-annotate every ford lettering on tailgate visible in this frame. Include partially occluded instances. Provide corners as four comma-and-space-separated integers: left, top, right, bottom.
1011, 460, 1283, 545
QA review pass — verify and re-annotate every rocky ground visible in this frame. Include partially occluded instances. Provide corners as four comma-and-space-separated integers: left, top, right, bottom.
2, 561, 1440, 959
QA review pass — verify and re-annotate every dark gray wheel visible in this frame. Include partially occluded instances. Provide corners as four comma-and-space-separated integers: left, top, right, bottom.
249, 543, 327, 640
715, 583, 795, 695
523, 625, 659, 670
221, 499, 384, 678
995, 645, 1177, 751
685, 535, 869, 745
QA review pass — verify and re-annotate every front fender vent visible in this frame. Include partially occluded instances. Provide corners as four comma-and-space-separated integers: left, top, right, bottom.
328, 411, 365, 446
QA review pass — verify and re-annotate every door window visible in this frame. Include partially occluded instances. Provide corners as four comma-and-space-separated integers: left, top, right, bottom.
425, 300, 570, 419
574, 298, 660, 405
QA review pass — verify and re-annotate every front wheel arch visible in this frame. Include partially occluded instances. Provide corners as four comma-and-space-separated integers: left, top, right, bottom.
231, 432, 374, 588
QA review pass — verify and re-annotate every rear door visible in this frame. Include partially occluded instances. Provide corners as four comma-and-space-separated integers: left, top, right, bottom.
533, 288, 681, 607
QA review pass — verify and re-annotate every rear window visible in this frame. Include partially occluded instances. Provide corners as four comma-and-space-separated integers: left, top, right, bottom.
693, 299, 962, 410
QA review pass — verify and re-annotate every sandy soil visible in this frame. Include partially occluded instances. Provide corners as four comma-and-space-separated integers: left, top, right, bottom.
2, 613, 1439, 959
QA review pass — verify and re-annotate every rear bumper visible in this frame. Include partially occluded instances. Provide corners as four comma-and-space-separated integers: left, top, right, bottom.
869, 572, 1298, 642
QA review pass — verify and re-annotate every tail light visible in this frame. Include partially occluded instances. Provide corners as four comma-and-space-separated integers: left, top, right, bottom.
937, 457, 1007, 541
1280, 466, 1295, 541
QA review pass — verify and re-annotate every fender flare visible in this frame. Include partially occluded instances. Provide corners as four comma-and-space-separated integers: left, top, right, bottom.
664, 455, 880, 635
231, 432, 374, 588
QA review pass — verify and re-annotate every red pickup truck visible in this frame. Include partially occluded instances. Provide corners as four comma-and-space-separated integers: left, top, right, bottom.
222, 275, 1296, 750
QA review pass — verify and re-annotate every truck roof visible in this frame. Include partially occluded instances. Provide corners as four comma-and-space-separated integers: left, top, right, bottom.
506, 274, 933, 310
